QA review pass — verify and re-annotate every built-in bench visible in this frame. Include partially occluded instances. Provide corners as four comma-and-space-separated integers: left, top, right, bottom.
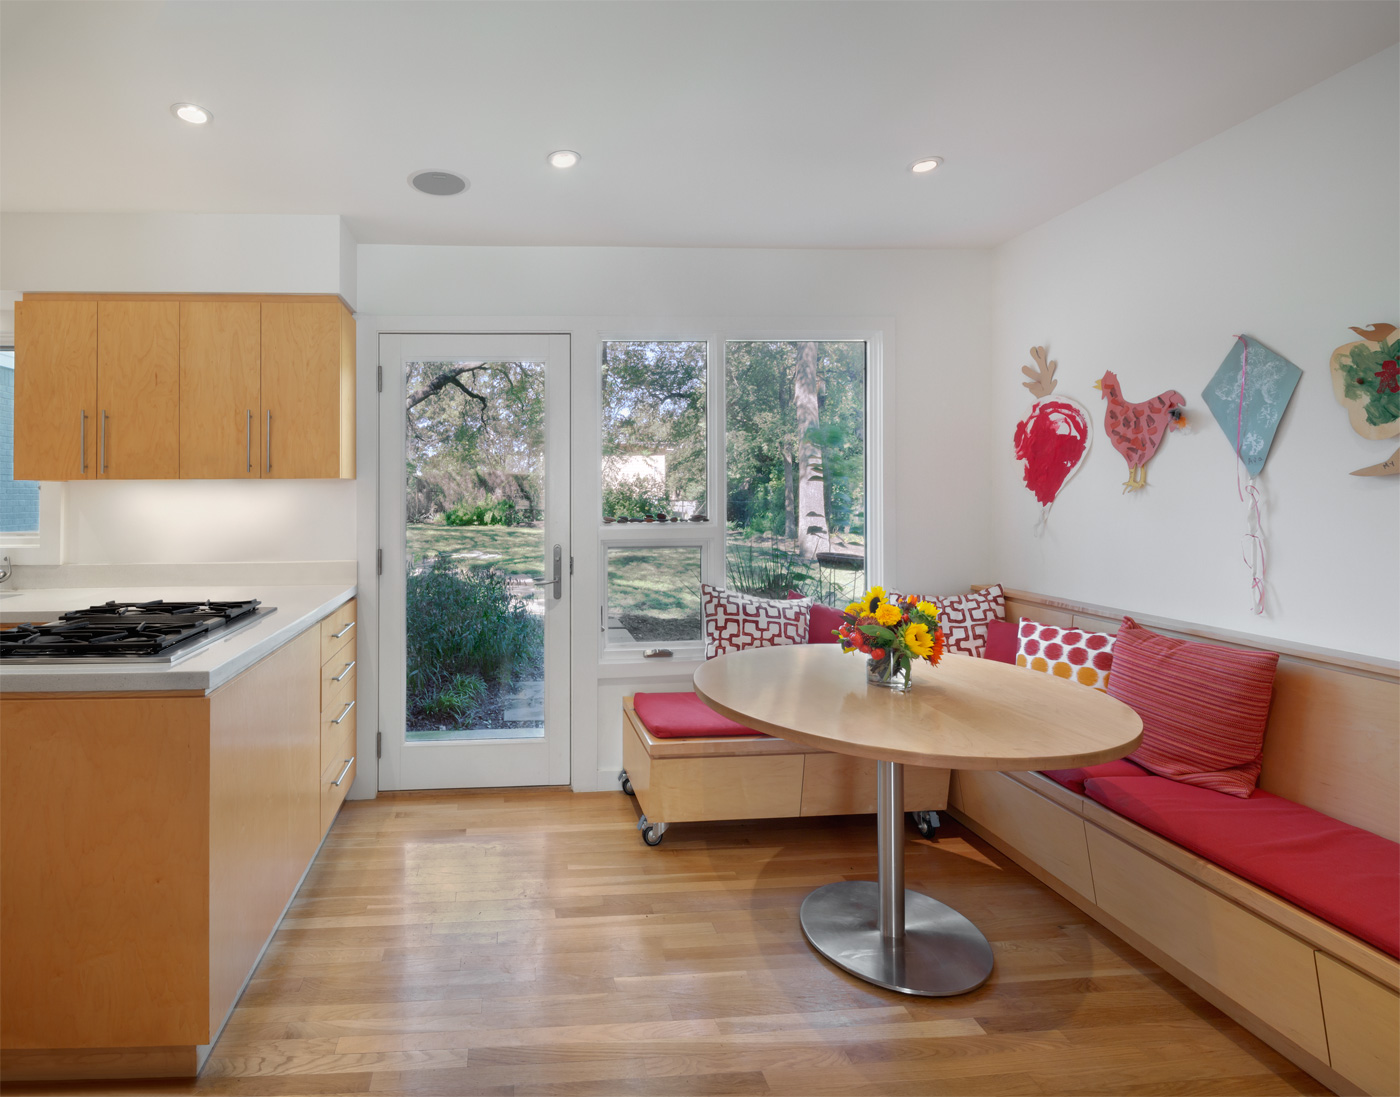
621, 693, 948, 845
950, 589, 1400, 1097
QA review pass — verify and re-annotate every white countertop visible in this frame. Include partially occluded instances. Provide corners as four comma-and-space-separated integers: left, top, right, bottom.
0, 584, 357, 694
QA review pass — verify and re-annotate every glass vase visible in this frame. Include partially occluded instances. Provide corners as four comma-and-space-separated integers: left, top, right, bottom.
866, 653, 913, 693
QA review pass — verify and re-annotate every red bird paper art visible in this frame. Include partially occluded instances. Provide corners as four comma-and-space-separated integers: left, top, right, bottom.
1094, 371, 1187, 492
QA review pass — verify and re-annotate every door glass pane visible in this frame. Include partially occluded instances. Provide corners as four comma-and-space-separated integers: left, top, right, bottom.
606, 545, 702, 646
725, 341, 866, 604
600, 341, 708, 522
404, 359, 545, 741
0, 349, 40, 538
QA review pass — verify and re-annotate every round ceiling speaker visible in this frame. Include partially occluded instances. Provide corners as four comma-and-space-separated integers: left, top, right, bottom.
409, 170, 469, 196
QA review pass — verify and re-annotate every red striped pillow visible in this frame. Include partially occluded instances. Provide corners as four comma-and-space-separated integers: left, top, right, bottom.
1108, 617, 1278, 798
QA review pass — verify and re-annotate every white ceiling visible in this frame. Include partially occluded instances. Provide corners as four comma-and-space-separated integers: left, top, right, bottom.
2, 1, 1396, 248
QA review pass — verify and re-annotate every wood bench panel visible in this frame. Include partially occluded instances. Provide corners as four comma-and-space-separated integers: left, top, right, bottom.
1316, 952, 1400, 1097
800, 752, 948, 816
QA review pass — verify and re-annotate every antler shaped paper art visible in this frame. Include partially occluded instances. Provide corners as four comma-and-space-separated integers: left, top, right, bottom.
1021, 346, 1058, 398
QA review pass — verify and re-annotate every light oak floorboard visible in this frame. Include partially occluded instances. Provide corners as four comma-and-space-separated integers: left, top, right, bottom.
3, 788, 1327, 1096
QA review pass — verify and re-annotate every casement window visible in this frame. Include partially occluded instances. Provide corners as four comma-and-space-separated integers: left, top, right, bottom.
0, 346, 44, 551
598, 336, 871, 658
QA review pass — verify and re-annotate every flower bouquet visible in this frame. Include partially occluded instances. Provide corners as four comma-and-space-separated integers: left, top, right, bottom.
838, 587, 944, 692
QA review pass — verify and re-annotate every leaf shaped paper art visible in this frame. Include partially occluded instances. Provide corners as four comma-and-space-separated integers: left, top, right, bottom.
1013, 347, 1091, 515
1202, 336, 1301, 478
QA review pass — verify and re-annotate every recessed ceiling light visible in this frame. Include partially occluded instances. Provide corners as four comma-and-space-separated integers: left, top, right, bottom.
910, 157, 943, 174
409, 170, 469, 196
547, 150, 581, 169
171, 103, 211, 125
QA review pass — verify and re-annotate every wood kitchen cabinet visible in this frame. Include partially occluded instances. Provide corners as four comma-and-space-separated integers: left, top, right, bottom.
0, 600, 358, 1082
13, 294, 355, 481
12, 299, 96, 481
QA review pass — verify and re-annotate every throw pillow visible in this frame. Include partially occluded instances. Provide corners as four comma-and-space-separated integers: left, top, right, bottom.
788, 590, 844, 645
931, 584, 1005, 657
1109, 616, 1279, 798
703, 585, 811, 659
1016, 619, 1115, 690
982, 619, 1020, 664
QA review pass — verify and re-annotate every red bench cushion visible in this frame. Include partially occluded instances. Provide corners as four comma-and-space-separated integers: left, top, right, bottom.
1041, 758, 1153, 796
1109, 616, 1278, 798
1085, 775, 1400, 958
632, 691, 766, 739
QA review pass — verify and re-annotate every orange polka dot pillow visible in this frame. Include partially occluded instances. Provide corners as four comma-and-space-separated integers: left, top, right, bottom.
1016, 620, 1115, 690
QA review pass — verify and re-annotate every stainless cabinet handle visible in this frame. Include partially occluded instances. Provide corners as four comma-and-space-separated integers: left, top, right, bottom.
332, 757, 355, 787
80, 410, 88, 473
331, 659, 355, 682
246, 409, 252, 473
331, 620, 355, 639
331, 699, 355, 725
100, 410, 109, 474
265, 410, 272, 473
551, 544, 562, 599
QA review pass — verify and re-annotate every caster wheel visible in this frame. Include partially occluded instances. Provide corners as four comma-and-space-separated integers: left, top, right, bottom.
620, 774, 634, 796
913, 810, 941, 837
642, 825, 664, 847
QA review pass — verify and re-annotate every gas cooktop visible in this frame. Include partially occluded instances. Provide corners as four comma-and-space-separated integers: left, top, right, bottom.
0, 599, 277, 665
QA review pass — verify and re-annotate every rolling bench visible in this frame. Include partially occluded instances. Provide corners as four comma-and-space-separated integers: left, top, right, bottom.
621, 692, 949, 845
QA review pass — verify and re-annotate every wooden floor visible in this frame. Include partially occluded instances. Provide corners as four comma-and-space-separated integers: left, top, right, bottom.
7, 788, 1326, 1097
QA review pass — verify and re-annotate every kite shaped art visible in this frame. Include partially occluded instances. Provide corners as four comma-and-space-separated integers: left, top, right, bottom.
1329, 323, 1399, 441
1202, 336, 1301, 478
1012, 347, 1090, 521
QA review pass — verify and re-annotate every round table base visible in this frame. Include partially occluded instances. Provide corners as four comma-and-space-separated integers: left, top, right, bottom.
799, 881, 994, 997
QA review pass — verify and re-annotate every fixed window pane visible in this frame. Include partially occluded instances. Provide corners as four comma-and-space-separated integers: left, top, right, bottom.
0, 349, 40, 538
601, 341, 707, 522
726, 341, 866, 604
606, 545, 702, 645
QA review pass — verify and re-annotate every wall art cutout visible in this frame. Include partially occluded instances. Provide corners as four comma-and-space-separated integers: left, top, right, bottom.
1202, 336, 1301, 617
1094, 371, 1186, 493
1013, 346, 1090, 525
1330, 324, 1399, 441
1351, 447, 1399, 477
1202, 335, 1301, 478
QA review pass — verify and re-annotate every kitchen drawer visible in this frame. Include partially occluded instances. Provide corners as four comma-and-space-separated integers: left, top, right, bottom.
319, 723, 356, 836
321, 693, 356, 771
320, 599, 357, 663
320, 636, 356, 710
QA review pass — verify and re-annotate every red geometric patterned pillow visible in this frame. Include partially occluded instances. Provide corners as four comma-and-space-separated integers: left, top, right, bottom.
931, 584, 1005, 657
1016, 619, 1115, 691
702, 585, 811, 659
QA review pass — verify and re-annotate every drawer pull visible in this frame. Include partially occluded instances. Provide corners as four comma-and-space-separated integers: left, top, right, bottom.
331, 659, 356, 682
331, 620, 355, 639
332, 700, 355, 724
332, 757, 355, 787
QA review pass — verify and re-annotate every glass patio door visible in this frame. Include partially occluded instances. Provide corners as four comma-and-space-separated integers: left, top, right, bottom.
378, 333, 570, 789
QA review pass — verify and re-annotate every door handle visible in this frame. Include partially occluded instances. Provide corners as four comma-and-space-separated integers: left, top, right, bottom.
80, 410, 87, 473
265, 410, 272, 473
551, 544, 562, 599
100, 411, 109, 474
246, 409, 252, 473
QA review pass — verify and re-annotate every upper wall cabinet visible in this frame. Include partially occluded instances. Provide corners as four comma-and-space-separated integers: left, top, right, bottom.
13, 294, 355, 481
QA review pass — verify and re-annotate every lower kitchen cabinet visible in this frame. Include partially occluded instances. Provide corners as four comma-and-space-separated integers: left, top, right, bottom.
0, 610, 355, 1082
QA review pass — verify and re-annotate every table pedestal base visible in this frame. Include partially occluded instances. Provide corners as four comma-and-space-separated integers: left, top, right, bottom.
799, 880, 994, 996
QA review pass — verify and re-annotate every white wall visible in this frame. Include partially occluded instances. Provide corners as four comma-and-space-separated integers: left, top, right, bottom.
991, 46, 1399, 659
1, 212, 359, 566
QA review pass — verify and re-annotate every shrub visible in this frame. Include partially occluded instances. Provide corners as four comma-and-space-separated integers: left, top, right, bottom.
603, 474, 669, 519
421, 673, 488, 722
406, 556, 542, 723
445, 499, 521, 527
725, 540, 815, 601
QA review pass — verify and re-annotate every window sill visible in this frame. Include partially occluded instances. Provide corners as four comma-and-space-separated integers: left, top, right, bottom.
596, 651, 705, 679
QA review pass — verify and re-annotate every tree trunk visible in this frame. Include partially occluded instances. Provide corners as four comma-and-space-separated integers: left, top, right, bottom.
783, 453, 797, 541
794, 342, 829, 559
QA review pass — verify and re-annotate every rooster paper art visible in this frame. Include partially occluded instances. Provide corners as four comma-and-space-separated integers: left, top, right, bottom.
1202, 336, 1301, 478
1012, 347, 1090, 523
1094, 372, 1186, 492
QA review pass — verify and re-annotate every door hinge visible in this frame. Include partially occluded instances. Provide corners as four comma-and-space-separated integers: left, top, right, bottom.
377, 364, 383, 393
376, 731, 382, 759
377, 548, 382, 575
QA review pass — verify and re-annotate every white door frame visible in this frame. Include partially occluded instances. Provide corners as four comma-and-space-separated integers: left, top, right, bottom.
376, 332, 571, 790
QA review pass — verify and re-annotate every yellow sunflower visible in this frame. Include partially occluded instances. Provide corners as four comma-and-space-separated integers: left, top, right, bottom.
874, 603, 902, 627
916, 600, 939, 619
844, 601, 867, 618
864, 586, 887, 605
904, 622, 934, 659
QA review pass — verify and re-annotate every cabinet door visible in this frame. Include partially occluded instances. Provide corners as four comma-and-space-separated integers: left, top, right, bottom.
13, 299, 97, 480
97, 301, 180, 479
260, 301, 354, 479
180, 302, 261, 479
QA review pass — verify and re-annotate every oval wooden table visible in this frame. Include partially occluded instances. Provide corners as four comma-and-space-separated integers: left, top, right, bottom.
693, 644, 1143, 997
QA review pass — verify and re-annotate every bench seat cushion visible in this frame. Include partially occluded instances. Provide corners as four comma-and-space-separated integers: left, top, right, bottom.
633, 692, 767, 739
1085, 775, 1400, 958
1041, 758, 1153, 796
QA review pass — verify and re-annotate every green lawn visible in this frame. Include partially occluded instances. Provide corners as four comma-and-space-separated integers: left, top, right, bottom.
406, 524, 546, 578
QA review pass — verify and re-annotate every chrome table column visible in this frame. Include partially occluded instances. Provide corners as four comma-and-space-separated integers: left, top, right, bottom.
798, 760, 994, 996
